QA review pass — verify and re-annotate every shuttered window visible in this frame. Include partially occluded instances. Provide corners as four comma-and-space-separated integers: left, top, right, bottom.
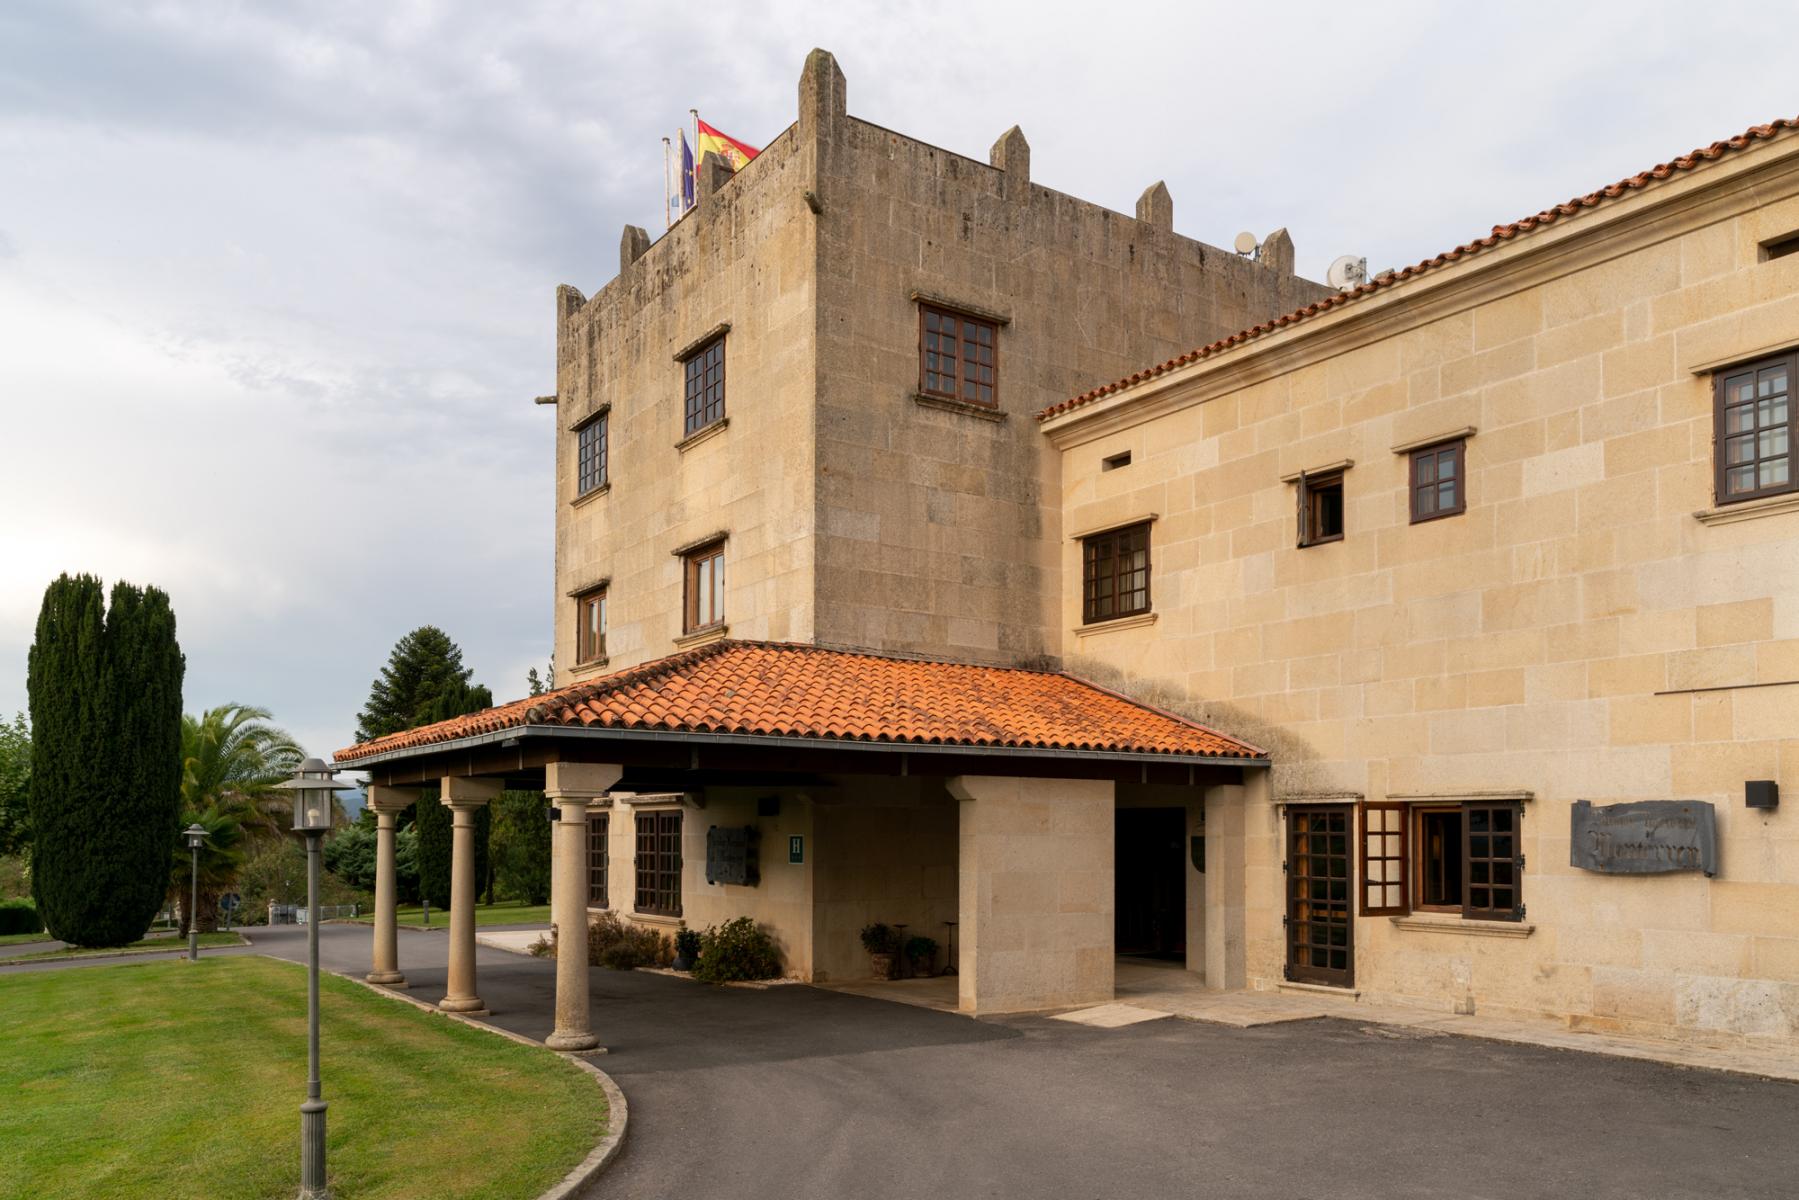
1358, 802, 1408, 916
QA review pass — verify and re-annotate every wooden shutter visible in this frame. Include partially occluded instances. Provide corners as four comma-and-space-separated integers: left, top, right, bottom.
1358, 801, 1410, 916
1297, 469, 1310, 547
1462, 801, 1523, 921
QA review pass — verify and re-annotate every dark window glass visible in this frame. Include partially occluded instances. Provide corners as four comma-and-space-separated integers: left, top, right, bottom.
575, 588, 607, 664
683, 337, 726, 436
1417, 809, 1464, 909
634, 810, 682, 917
1715, 353, 1795, 503
919, 304, 998, 407
588, 813, 609, 907
577, 413, 608, 496
683, 543, 725, 633
1081, 522, 1151, 624
1409, 439, 1467, 523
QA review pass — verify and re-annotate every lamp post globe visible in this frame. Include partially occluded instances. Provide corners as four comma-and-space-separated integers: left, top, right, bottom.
275, 756, 353, 1200
183, 823, 209, 962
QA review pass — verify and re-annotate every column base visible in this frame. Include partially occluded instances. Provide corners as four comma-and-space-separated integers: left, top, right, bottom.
366, 971, 407, 987
438, 996, 489, 1015
545, 1030, 601, 1052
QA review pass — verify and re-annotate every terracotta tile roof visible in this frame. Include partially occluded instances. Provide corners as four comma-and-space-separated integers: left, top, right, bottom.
1038, 117, 1799, 423
333, 639, 1264, 764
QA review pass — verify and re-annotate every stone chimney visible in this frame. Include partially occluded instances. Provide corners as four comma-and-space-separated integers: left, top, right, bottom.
990, 125, 1030, 183
1136, 181, 1173, 232
619, 225, 650, 273
1261, 228, 1295, 274
799, 48, 846, 136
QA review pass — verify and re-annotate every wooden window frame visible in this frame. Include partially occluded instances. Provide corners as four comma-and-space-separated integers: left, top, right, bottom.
1080, 522, 1152, 625
575, 411, 608, 497
682, 336, 726, 437
1713, 350, 1796, 505
1462, 800, 1524, 922
918, 303, 999, 409
682, 541, 726, 634
1298, 470, 1346, 547
634, 810, 682, 917
1409, 438, 1467, 524
1358, 802, 1408, 916
574, 586, 607, 666
587, 812, 609, 907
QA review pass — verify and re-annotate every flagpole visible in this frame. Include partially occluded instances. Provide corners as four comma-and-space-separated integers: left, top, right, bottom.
691, 107, 700, 169
662, 136, 672, 230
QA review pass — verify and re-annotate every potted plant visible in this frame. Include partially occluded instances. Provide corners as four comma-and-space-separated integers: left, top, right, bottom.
672, 926, 701, 972
905, 935, 938, 978
859, 922, 898, 980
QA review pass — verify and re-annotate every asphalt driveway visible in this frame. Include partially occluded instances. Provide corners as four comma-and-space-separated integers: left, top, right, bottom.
233, 926, 1797, 1198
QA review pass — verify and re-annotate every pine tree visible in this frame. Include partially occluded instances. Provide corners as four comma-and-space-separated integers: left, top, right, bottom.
355, 627, 494, 910
29, 575, 185, 947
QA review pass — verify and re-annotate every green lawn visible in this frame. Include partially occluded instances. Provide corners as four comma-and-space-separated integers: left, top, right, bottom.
0, 957, 605, 1200
0, 929, 57, 948
0, 932, 243, 964
394, 900, 551, 928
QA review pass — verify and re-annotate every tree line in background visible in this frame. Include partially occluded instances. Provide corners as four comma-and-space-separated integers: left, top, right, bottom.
4, 573, 550, 946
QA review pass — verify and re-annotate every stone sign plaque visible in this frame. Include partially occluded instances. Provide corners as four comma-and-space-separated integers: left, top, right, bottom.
706, 825, 759, 886
1569, 800, 1718, 877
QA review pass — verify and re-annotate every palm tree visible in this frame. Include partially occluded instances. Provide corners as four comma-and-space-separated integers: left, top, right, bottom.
170, 704, 303, 932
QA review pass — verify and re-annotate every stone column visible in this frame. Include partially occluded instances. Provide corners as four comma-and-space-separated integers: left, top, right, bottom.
365, 785, 410, 987
440, 777, 501, 1015
544, 763, 621, 1052
1204, 779, 1252, 991
948, 774, 1114, 1016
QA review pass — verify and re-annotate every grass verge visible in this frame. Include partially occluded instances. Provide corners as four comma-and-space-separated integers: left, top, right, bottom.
0, 956, 604, 1200
391, 900, 552, 929
0, 932, 245, 964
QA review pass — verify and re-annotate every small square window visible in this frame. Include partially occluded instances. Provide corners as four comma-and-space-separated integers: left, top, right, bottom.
1081, 522, 1150, 624
919, 303, 998, 408
1760, 234, 1799, 262
1409, 439, 1467, 523
574, 587, 607, 665
1299, 473, 1344, 546
1714, 351, 1796, 504
1101, 450, 1132, 471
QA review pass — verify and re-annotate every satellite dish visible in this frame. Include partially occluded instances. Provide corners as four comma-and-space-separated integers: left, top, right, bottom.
1233, 231, 1259, 256
1327, 255, 1369, 290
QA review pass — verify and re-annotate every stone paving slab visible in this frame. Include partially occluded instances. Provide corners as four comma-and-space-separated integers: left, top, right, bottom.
1048, 1002, 1171, 1029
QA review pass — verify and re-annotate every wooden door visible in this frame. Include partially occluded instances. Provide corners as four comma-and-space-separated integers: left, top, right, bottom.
1286, 807, 1354, 987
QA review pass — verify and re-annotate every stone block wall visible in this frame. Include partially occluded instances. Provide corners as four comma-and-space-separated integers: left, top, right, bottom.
1050, 131, 1799, 1041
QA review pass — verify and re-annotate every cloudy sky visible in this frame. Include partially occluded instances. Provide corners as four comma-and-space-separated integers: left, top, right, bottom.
1, 0, 1793, 760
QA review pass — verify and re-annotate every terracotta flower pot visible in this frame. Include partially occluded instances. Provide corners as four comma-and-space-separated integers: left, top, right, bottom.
869, 952, 895, 980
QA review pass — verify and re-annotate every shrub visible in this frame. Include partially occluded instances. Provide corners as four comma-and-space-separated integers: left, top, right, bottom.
693, 916, 782, 983
859, 922, 897, 955
674, 927, 701, 961
527, 933, 553, 958
0, 898, 43, 936
585, 911, 671, 970
905, 935, 938, 965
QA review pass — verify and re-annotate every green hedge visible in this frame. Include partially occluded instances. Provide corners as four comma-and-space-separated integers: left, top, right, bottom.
0, 898, 44, 936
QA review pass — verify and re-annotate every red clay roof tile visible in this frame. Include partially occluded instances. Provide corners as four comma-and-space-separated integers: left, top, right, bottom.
333, 640, 1264, 764
1037, 117, 1799, 423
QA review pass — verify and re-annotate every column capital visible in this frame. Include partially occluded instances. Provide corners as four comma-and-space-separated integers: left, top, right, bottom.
366, 784, 414, 814
441, 776, 503, 809
545, 761, 624, 802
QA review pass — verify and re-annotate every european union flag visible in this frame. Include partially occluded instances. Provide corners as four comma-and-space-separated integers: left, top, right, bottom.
679, 130, 695, 214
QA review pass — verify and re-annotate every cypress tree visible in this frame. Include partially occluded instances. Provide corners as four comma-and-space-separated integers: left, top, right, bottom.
355, 627, 494, 910
29, 576, 185, 946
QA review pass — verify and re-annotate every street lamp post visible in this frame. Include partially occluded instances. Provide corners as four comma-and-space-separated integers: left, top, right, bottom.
183, 823, 208, 961
277, 757, 353, 1200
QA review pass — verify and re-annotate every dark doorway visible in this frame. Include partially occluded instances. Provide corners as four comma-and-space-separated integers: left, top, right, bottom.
1116, 808, 1187, 960
1286, 807, 1354, 987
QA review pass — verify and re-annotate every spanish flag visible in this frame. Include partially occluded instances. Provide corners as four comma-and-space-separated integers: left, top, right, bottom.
695, 118, 759, 172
